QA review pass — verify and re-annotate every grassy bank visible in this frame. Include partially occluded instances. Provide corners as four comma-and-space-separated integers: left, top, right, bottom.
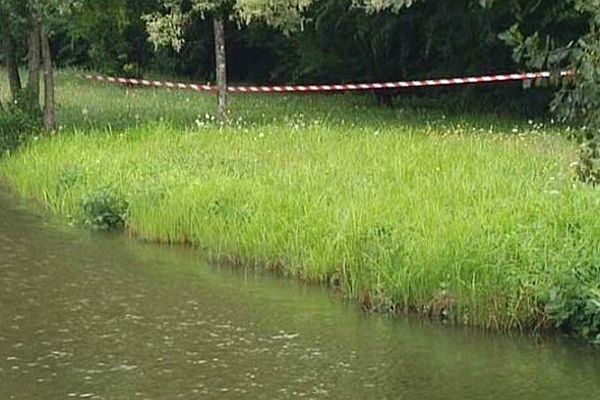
2, 71, 600, 342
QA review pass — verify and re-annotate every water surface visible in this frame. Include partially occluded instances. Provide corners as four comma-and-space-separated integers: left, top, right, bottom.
1, 192, 599, 400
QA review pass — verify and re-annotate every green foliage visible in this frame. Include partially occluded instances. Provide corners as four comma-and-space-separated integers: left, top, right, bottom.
546, 265, 600, 344
357, 0, 418, 13
145, 0, 315, 53
0, 89, 42, 155
232, 0, 314, 32
499, 1, 600, 184
38, 0, 586, 116
63, 0, 156, 75
81, 186, 129, 230
553, 24, 600, 184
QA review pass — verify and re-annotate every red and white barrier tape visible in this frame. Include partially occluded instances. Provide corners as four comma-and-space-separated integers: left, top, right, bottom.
82, 70, 573, 94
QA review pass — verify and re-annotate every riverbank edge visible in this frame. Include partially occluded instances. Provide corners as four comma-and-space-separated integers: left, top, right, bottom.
4, 125, 600, 346
0, 165, 569, 342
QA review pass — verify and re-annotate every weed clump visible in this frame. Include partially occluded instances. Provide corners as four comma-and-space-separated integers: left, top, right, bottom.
573, 138, 600, 185
0, 89, 42, 155
82, 187, 129, 230
546, 266, 600, 344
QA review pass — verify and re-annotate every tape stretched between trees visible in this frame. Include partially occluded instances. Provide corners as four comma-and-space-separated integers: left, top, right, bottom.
81, 70, 573, 94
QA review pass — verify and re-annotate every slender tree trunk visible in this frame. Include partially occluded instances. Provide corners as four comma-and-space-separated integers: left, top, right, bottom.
213, 17, 228, 121
40, 27, 55, 132
28, 13, 41, 103
2, 30, 22, 101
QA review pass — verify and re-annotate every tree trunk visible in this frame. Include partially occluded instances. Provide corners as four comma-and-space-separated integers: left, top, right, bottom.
2, 30, 22, 101
213, 17, 228, 121
28, 14, 42, 103
40, 27, 55, 132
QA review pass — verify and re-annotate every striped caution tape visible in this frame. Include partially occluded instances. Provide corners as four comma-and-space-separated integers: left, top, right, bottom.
82, 70, 573, 94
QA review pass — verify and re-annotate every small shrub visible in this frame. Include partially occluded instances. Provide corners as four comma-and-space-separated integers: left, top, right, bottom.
0, 89, 43, 155
81, 187, 129, 230
545, 266, 600, 344
500, 4, 600, 185
573, 138, 600, 185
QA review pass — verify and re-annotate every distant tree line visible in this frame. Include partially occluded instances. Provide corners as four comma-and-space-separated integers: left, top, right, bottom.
0, 1, 590, 105
48, 1, 583, 84
0, 1, 597, 135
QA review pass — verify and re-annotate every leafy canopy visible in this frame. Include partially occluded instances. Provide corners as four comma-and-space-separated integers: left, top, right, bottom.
145, 0, 317, 51
145, 0, 425, 51
356, 0, 417, 13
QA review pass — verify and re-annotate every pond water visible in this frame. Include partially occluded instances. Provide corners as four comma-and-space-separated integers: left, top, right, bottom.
1, 192, 600, 400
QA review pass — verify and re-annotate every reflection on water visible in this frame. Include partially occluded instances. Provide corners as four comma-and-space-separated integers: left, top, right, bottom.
1, 192, 599, 400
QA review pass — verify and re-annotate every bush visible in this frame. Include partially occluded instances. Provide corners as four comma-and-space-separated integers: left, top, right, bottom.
0, 89, 43, 155
500, 2, 600, 184
546, 266, 600, 344
551, 17, 600, 184
81, 187, 129, 230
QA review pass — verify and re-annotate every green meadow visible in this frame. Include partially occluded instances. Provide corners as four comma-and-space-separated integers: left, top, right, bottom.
2, 71, 599, 341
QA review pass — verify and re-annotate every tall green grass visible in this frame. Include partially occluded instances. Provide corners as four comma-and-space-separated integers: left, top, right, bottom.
2, 70, 600, 341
